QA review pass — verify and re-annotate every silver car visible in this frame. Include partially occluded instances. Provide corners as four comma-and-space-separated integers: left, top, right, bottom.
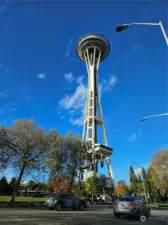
113, 196, 151, 222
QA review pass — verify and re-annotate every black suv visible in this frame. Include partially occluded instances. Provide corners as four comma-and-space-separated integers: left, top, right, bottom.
44, 193, 87, 211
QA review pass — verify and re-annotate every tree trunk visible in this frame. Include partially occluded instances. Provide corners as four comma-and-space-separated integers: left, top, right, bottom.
68, 164, 77, 193
9, 163, 26, 205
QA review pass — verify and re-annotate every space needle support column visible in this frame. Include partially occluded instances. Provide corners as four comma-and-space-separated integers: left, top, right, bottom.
76, 34, 115, 187
95, 53, 114, 187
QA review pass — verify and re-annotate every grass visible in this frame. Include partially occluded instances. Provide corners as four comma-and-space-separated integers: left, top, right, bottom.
0, 196, 47, 202
148, 203, 168, 207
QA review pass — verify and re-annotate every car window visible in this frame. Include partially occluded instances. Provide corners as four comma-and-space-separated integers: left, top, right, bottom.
60, 195, 68, 200
119, 197, 135, 202
68, 195, 78, 199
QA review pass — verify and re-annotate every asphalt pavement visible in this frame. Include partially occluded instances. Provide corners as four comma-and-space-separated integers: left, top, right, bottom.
0, 209, 167, 225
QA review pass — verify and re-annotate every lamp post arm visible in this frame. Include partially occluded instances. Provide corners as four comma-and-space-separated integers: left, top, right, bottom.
128, 22, 160, 26
128, 22, 168, 46
146, 113, 168, 119
159, 21, 168, 46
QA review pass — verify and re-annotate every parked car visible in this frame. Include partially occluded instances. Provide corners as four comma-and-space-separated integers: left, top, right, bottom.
113, 196, 151, 222
97, 195, 113, 203
44, 193, 87, 211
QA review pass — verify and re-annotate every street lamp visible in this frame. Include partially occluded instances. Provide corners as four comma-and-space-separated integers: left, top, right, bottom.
116, 21, 168, 46
141, 113, 168, 122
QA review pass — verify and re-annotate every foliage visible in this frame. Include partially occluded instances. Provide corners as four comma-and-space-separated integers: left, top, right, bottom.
147, 166, 159, 203
48, 174, 70, 193
141, 167, 149, 194
150, 148, 168, 197
45, 130, 88, 193
129, 166, 138, 195
136, 175, 144, 196
115, 180, 130, 197
0, 119, 47, 204
72, 181, 87, 197
85, 172, 103, 196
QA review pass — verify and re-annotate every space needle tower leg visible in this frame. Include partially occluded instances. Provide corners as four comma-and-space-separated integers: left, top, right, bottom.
76, 34, 115, 187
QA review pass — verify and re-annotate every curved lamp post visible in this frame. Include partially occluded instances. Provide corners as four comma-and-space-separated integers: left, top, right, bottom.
141, 113, 168, 122
116, 21, 168, 46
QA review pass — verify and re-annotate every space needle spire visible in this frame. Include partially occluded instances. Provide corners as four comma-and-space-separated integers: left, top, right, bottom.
76, 34, 114, 188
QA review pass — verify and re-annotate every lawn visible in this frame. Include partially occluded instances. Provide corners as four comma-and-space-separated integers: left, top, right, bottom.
148, 203, 168, 207
0, 196, 47, 202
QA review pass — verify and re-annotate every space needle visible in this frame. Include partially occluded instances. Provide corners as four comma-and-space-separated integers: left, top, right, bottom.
76, 34, 114, 187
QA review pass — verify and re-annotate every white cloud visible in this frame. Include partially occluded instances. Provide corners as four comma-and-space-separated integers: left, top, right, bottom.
100, 75, 118, 92
76, 76, 85, 84
56, 111, 61, 115
59, 82, 87, 110
109, 75, 117, 88
70, 118, 83, 126
138, 129, 142, 136
65, 38, 73, 57
58, 77, 87, 126
58, 73, 118, 126
0, 89, 10, 98
127, 134, 137, 142
0, 64, 10, 73
127, 128, 143, 143
64, 72, 74, 83
36, 73, 46, 79
26, 96, 32, 100
4, 68, 10, 72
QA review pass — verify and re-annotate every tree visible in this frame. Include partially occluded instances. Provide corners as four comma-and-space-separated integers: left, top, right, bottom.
85, 172, 103, 196
150, 148, 168, 198
9, 177, 17, 188
130, 166, 138, 195
147, 166, 159, 203
136, 175, 144, 196
48, 174, 70, 193
45, 130, 88, 194
72, 181, 86, 197
141, 167, 148, 195
0, 119, 47, 204
64, 132, 88, 193
9, 177, 18, 194
0, 176, 9, 195
115, 180, 130, 197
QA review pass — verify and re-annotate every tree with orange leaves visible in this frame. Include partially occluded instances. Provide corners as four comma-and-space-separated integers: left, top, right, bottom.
115, 180, 130, 197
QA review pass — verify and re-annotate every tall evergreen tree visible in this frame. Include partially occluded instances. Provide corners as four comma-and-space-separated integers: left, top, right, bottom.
129, 166, 138, 195
137, 175, 143, 196
142, 167, 148, 194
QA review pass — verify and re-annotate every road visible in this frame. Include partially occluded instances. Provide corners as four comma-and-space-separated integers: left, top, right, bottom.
0, 209, 167, 225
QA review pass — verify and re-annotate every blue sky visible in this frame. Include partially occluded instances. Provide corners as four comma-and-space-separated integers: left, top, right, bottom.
0, 0, 167, 184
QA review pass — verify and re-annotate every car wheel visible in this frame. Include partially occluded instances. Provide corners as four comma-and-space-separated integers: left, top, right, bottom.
114, 214, 120, 218
79, 203, 86, 211
55, 202, 63, 211
139, 213, 147, 222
